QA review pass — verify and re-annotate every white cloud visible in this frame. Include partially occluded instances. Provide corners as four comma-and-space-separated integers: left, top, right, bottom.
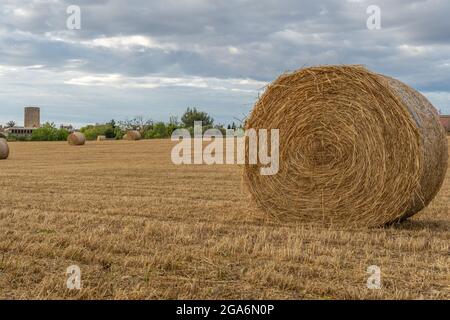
40, 32, 179, 52
228, 46, 240, 55
64, 72, 267, 92
398, 44, 431, 56
13, 8, 32, 17
85, 35, 179, 52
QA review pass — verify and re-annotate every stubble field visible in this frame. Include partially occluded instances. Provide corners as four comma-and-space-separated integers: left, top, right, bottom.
0, 139, 448, 299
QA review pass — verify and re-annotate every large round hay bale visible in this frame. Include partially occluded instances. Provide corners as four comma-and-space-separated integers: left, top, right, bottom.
123, 130, 141, 141
0, 138, 9, 160
68, 132, 86, 146
244, 65, 448, 227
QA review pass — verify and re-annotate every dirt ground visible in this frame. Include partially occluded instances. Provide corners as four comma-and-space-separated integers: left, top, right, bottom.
0, 139, 448, 299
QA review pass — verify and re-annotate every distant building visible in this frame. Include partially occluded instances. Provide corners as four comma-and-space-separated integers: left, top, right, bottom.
24, 107, 40, 128
60, 124, 75, 133
4, 127, 36, 136
3, 107, 41, 137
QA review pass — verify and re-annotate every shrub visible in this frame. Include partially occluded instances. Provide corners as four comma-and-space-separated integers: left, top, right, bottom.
181, 107, 214, 128
81, 124, 110, 140
31, 123, 69, 141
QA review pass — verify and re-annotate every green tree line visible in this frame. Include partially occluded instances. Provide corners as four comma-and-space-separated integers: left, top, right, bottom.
79, 107, 241, 141
7, 123, 69, 142
5, 108, 243, 141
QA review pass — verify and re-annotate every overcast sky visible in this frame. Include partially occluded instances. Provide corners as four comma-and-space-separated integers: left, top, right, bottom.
1, 0, 449, 127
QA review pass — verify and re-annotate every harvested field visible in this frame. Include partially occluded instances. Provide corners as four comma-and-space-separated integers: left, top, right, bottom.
0, 139, 449, 299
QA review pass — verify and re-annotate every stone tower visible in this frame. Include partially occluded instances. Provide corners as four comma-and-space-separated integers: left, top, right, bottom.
24, 107, 40, 128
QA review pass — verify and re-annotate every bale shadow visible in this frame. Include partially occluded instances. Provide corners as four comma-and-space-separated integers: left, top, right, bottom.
387, 218, 450, 233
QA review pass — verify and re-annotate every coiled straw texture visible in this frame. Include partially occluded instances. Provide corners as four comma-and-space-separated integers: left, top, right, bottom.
244, 65, 448, 227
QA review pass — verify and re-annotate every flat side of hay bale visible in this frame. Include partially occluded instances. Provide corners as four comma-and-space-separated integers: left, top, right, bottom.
0, 138, 9, 160
68, 132, 86, 146
440, 116, 450, 132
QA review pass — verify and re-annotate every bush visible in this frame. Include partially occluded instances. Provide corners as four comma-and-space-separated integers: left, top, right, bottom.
114, 127, 124, 140
81, 124, 109, 140
167, 123, 179, 136
181, 107, 214, 128
80, 122, 126, 140
105, 127, 115, 139
153, 122, 169, 138
7, 134, 30, 142
31, 123, 69, 141
144, 122, 169, 139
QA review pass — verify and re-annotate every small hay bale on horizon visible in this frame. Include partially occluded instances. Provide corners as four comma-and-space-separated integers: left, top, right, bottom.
123, 130, 142, 141
243, 65, 448, 227
0, 138, 9, 160
440, 115, 450, 133
68, 132, 86, 146
97, 135, 107, 141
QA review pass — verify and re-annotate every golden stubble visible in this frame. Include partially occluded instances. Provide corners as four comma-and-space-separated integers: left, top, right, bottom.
0, 139, 448, 299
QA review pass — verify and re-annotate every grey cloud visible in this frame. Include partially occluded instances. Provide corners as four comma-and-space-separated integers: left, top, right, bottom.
0, 0, 449, 126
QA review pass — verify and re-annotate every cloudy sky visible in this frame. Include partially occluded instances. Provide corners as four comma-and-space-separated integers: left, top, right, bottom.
1, 0, 449, 127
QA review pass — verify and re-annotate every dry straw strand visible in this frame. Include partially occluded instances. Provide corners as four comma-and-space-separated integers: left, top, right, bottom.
243, 65, 448, 227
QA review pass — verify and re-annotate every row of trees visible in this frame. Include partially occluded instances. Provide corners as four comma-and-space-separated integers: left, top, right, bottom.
7, 123, 70, 141
5, 108, 243, 141
79, 107, 241, 141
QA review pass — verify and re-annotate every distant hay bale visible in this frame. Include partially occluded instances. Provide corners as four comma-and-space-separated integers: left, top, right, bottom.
68, 132, 86, 146
0, 138, 9, 160
440, 116, 450, 133
97, 135, 107, 141
123, 130, 141, 141
244, 65, 448, 227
